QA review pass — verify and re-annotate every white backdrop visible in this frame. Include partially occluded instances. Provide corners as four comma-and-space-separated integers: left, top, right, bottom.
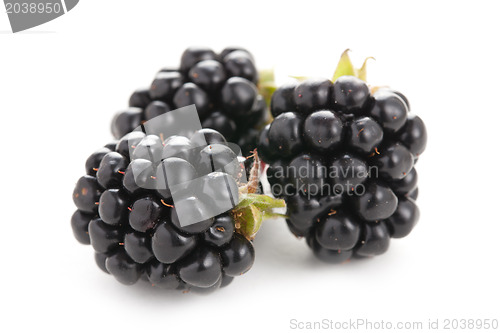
1, 1, 499, 332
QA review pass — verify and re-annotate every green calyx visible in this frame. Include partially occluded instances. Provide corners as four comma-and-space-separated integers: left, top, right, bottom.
258, 69, 277, 107
232, 150, 286, 240
232, 193, 286, 240
332, 49, 374, 82
286, 50, 374, 84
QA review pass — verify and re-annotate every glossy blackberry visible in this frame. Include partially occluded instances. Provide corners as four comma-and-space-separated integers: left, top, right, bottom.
259, 70, 427, 263
110, 46, 267, 153
72, 129, 274, 293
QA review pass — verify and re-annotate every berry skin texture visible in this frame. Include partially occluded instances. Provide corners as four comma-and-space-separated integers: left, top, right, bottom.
147, 261, 182, 290
203, 215, 235, 247
123, 159, 155, 195
111, 46, 267, 153
99, 189, 128, 226
219, 47, 254, 61
128, 197, 161, 232
152, 221, 197, 264
373, 143, 414, 180
170, 198, 214, 234
399, 115, 427, 157
304, 111, 343, 152
105, 250, 143, 285
73, 176, 101, 214
385, 197, 420, 238
96, 152, 128, 189
351, 182, 398, 221
330, 154, 368, 190
260, 76, 426, 263
189, 60, 226, 93
221, 77, 258, 117
267, 112, 304, 158
355, 223, 391, 257
94, 252, 109, 274
294, 78, 333, 114
223, 50, 258, 84
144, 101, 170, 121
369, 90, 408, 133
286, 194, 343, 237
346, 117, 383, 154
332, 76, 370, 114
180, 47, 217, 74
178, 247, 222, 288
72, 129, 257, 292
173, 83, 211, 118
202, 112, 237, 141
308, 236, 353, 264
85, 147, 111, 176
149, 72, 183, 102
288, 154, 327, 192
116, 131, 145, 159
390, 168, 418, 196
315, 212, 361, 250
71, 211, 93, 245
271, 82, 297, 117
111, 108, 143, 140
124, 232, 153, 264
88, 218, 123, 254
129, 88, 151, 109
220, 233, 255, 277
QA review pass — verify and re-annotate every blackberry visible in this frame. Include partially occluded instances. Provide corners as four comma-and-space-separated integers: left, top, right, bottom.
72, 128, 284, 292
111, 46, 270, 156
259, 50, 427, 263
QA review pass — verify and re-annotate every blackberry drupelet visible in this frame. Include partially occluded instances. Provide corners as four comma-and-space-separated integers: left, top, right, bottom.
259, 51, 427, 263
111, 46, 269, 156
72, 128, 284, 292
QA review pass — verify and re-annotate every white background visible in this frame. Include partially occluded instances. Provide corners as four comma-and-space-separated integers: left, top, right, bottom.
1, 1, 499, 332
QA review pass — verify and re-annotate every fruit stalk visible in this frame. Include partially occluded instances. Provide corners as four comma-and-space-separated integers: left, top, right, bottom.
233, 150, 286, 240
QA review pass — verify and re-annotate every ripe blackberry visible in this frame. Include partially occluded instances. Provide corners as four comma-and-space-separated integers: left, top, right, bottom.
111, 46, 270, 156
259, 51, 427, 263
72, 128, 284, 292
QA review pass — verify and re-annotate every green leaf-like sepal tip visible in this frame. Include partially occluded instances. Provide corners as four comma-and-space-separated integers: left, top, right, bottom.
288, 75, 309, 82
231, 150, 286, 240
232, 193, 286, 240
332, 49, 375, 82
258, 69, 277, 107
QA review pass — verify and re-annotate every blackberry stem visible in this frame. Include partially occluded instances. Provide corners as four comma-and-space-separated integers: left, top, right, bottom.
232, 150, 286, 240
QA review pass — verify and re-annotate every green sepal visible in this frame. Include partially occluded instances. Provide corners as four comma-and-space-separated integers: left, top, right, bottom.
288, 75, 309, 82
356, 56, 375, 82
332, 49, 374, 82
258, 69, 277, 107
233, 205, 263, 241
232, 193, 286, 240
332, 49, 356, 81
237, 193, 285, 210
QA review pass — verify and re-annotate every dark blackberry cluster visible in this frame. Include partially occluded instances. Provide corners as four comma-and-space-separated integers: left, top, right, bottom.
111, 46, 269, 155
258, 76, 427, 263
72, 128, 255, 292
